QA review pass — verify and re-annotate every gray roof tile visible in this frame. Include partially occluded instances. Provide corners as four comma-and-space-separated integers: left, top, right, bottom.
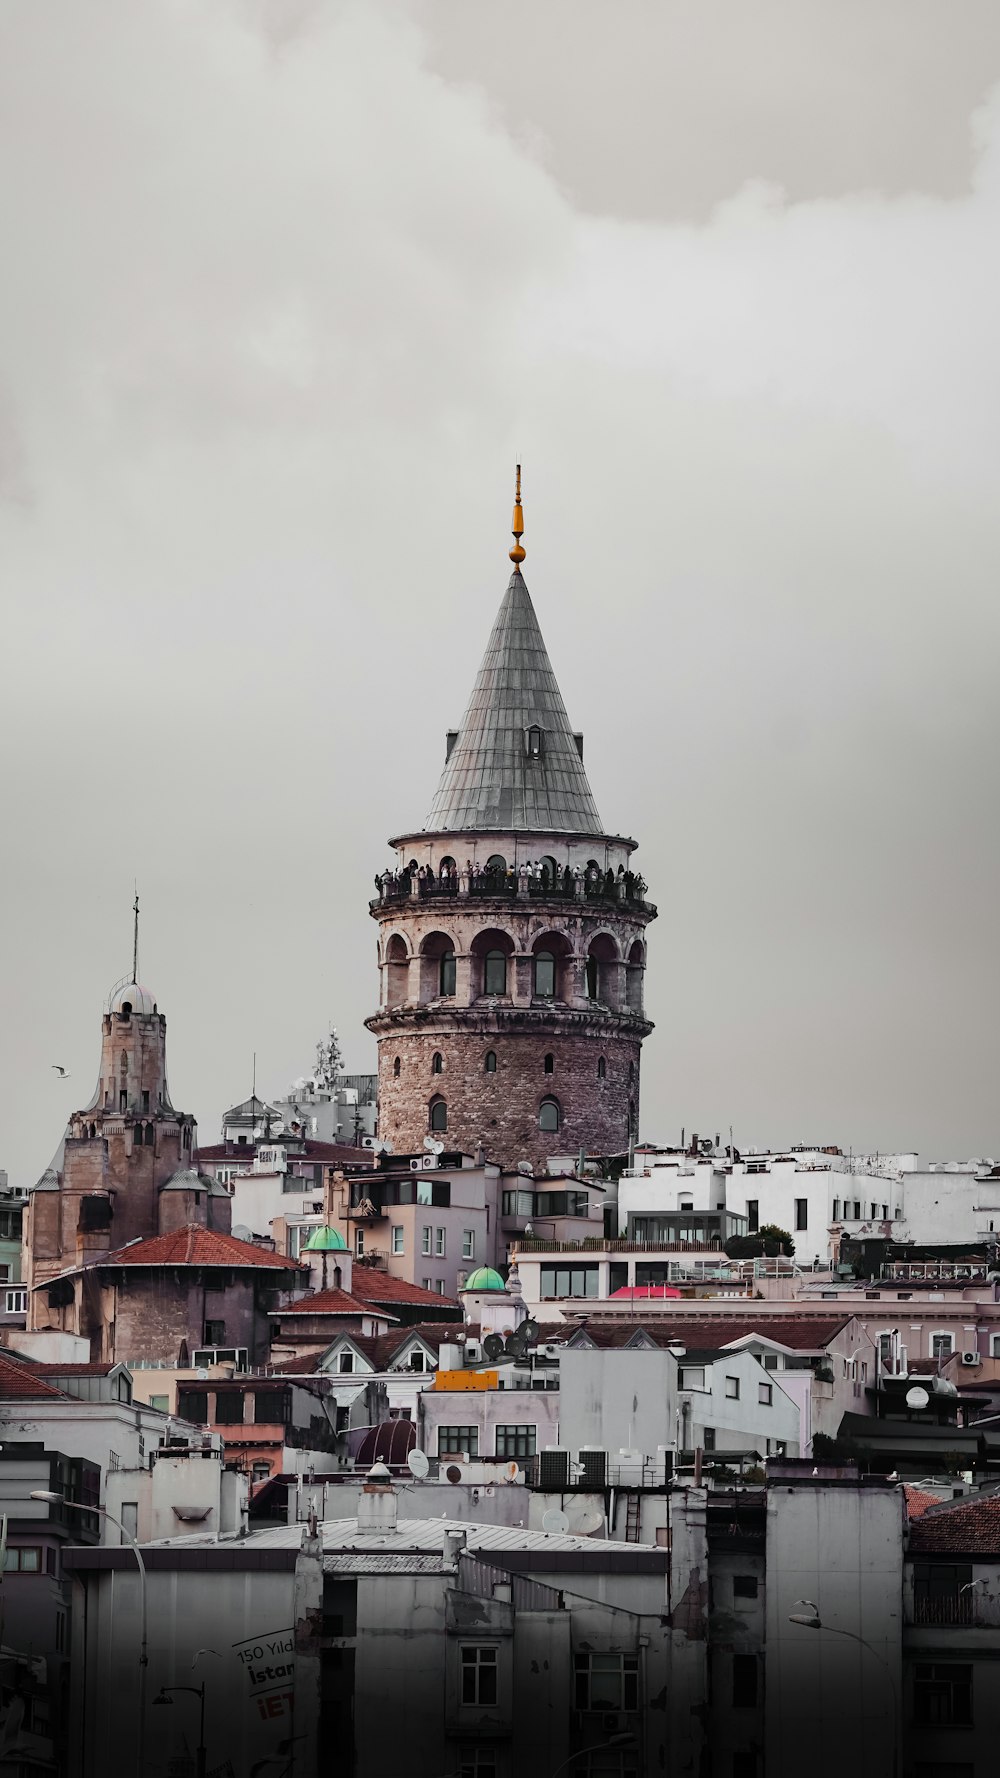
426, 569, 604, 836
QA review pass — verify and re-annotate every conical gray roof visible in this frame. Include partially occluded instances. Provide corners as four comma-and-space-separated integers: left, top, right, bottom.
425, 569, 604, 834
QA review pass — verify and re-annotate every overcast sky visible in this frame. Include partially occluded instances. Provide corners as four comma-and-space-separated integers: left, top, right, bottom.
3, 0, 1000, 1186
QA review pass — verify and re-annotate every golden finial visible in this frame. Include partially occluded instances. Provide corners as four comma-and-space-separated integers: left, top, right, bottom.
509, 463, 526, 567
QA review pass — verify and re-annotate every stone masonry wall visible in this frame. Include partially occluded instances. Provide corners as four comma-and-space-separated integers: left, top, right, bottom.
375, 1019, 642, 1170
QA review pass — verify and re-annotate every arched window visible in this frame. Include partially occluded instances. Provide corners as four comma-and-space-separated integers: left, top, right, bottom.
484, 950, 507, 995
393, 1056, 401, 1078
432, 1052, 443, 1075
534, 951, 556, 998
145, 1122, 154, 1146
539, 1098, 561, 1133
485, 854, 507, 878
484, 1051, 497, 1073
597, 1057, 606, 1080
439, 950, 456, 996
429, 1098, 447, 1133
540, 855, 558, 888
543, 1053, 554, 1075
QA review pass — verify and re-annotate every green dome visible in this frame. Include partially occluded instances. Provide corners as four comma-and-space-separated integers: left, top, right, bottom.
304, 1225, 348, 1252
462, 1266, 506, 1292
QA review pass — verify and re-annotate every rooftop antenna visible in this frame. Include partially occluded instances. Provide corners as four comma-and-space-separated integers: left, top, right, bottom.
509, 463, 525, 568
132, 887, 139, 984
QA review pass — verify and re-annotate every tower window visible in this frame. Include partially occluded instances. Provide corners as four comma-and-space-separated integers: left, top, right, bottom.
526, 726, 543, 758
439, 950, 456, 996
484, 1051, 497, 1074
597, 1057, 607, 1080
429, 1098, 448, 1134
533, 951, 556, 998
145, 1122, 154, 1146
432, 1052, 443, 1076
484, 951, 507, 996
119, 1090, 127, 1113
393, 1056, 401, 1078
539, 1098, 561, 1133
141, 1091, 150, 1113
543, 1054, 554, 1075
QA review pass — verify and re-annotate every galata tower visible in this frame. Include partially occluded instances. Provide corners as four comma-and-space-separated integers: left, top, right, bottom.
366, 470, 656, 1169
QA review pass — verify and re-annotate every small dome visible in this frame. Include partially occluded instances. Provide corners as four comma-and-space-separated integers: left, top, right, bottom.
462, 1266, 506, 1293
304, 1225, 348, 1252
111, 981, 156, 1018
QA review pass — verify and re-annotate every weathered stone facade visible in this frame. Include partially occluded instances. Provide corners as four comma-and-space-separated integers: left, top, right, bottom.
25, 980, 230, 1334
365, 494, 657, 1170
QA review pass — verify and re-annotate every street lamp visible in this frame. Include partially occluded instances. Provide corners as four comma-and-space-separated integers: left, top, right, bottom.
30, 1489, 148, 1775
154, 1683, 206, 1778
788, 1601, 898, 1776
549, 1732, 636, 1778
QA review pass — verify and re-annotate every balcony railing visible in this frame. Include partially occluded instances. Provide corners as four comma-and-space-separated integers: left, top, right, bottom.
910, 1596, 986, 1626
510, 1237, 727, 1254
372, 872, 651, 913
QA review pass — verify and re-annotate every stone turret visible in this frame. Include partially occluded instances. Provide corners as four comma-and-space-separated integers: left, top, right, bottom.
25, 974, 227, 1330
366, 472, 656, 1169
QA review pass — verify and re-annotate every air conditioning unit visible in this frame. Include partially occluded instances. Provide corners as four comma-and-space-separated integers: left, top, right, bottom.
961, 1352, 982, 1367
421, 1154, 438, 1170
578, 1446, 608, 1488
361, 1136, 376, 1149
409, 1158, 422, 1172
539, 1447, 570, 1488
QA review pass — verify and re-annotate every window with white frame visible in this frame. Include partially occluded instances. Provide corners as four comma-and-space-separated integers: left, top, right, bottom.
680, 1367, 707, 1391
436, 1280, 447, 1294
459, 1750, 498, 1778
391, 1226, 404, 1255
421, 1226, 432, 1256
435, 1228, 446, 1257
462, 1230, 475, 1261
931, 1332, 954, 1361
355, 1229, 364, 1257
4, 1288, 27, 1314
421, 1278, 434, 1291
460, 1644, 498, 1706
573, 1651, 639, 1712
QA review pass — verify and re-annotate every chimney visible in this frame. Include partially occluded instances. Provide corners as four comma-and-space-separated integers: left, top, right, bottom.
444, 1527, 467, 1567
357, 1462, 397, 1534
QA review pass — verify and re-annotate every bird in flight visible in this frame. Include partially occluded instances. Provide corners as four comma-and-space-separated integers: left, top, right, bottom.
51, 1065, 70, 1078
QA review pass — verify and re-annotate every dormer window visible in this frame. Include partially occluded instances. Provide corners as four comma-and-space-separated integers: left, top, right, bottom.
526, 726, 543, 759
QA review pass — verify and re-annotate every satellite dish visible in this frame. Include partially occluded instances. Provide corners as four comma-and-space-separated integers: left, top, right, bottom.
521, 1319, 539, 1344
504, 1461, 520, 1482
482, 1333, 504, 1361
906, 1385, 930, 1410
542, 1508, 569, 1534
195, 1368, 209, 1380
505, 1329, 528, 1360
232, 1225, 252, 1243
517, 1160, 533, 1176
424, 1137, 445, 1155
445, 1465, 463, 1484
569, 1505, 604, 1537
407, 1449, 430, 1480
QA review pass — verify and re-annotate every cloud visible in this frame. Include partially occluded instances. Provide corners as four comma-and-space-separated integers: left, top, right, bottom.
1, 0, 998, 1183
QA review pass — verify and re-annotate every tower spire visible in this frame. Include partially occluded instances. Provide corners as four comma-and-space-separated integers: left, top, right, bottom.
509, 463, 525, 568
132, 889, 139, 985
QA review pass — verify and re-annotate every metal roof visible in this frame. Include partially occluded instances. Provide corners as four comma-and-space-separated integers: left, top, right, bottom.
425, 569, 604, 836
145, 1515, 657, 1559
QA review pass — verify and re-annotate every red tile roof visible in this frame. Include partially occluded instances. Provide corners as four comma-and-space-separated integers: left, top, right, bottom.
348, 1271, 460, 1310
904, 1487, 941, 1521
97, 1226, 307, 1272
277, 1288, 398, 1322
31, 1362, 120, 1376
0, 1351, 67, 1399
569, 1316, 851, 1352
908, 1492, 1000, 1553
195, 1141, 374, 1167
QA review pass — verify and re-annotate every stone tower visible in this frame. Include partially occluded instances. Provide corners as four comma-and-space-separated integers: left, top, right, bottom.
25, 967, 226, 1328
366, 471, 656, 1169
